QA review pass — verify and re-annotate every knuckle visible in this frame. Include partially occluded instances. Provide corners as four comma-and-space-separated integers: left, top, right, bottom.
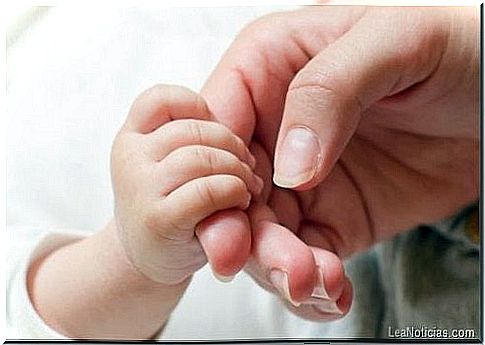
186, 145, 209, 163
203, 148, 219, 174
210, 149, 243, 178
169, 145, 194, 165
288, 81, 335, 106
169, 146, 213, 176
136, 84, 199, 107
212, 123, 247, 158
209, 121, 231, 138
235, 11, 289, 52
289, 68, 340, 99
200, 147, 236, 174
241, 11, 285, 38
136, 83, 171, 104
137, 84, 163, 99
288, 76, 362, 114
194, 176, 248, 211
185, 119, 205, 143
195, 179, 219, 209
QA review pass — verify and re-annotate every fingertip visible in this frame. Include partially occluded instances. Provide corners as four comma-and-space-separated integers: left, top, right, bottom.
252, 220, 317, 304
249, 142, 274, 202
252, 175, 265, 196
303, 276, 352, 320
196, 209, 251, 277
336, 277, 353, 315
212, 269, 236, 283
240, 191, 252, 210
273, 126, 322, 190
310, 247, 346, 301
247, 151, 257, 169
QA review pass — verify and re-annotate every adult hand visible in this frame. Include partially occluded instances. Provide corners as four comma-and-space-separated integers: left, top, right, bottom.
199, 6, 479, 320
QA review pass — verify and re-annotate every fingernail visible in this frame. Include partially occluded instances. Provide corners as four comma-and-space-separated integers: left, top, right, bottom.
248, 153, 257, 169
253, 175, 264, 195
311, 267, 330, 300
313, 301, 343, 315
242, 192, 251, 209
213, 271, 235, 283
273, 127, 321, 188
269, 269, 300, 307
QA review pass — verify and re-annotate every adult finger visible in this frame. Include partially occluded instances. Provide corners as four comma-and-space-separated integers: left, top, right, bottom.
246, 202, 317, 306
284, 275, 353, 322
196, 209, 251, 280
246, 203, 351, 309
262, 246, 351, 321
273, 8, 448, 190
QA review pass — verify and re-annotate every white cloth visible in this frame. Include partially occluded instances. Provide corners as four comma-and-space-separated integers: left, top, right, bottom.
6, 6, 338, 340
7, 232, 81, 340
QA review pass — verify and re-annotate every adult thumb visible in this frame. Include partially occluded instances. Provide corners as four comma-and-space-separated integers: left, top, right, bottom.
273, 8, 447, 190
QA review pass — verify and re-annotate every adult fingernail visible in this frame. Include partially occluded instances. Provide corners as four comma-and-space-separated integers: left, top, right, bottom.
313, 301, 343, 315
273, 127, 321, 188
269, 269, 300, 307
311, 267, 330, 300
213, 271, 235, 283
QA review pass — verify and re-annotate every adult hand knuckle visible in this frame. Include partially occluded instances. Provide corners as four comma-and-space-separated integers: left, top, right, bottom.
288, 74, 362, 113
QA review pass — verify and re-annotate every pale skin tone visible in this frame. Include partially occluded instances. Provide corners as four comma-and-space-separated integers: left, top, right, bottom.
201, 5, 479, 320
27, 6, 478, 339
28, 86, 264, 339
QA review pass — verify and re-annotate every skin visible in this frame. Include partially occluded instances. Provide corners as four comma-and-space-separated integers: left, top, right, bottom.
200, 6, 479, 320
28, 86, 263, 338
27, 5, 479, 339
27, 84, 348, 339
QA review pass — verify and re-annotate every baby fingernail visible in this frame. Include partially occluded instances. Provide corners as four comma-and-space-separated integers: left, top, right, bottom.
253, 175, 264, 194
248, 153, 257, 169
269, 269, 300, 307
273, 127, 321, 188
313, 301, 343, 315
213, 271, 235, 283
311, 267, 330, 300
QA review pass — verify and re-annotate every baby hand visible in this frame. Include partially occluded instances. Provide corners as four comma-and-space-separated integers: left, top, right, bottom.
111, 85, 263, 285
